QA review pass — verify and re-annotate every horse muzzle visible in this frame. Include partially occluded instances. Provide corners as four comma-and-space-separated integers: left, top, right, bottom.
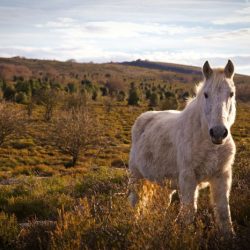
209, 126, 228, 145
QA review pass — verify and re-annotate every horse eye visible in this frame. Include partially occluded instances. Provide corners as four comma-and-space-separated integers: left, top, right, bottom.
204, 92, 208, 98
230, 92, 234, 98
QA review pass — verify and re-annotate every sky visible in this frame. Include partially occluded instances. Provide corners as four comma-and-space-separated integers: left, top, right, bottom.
0, 0, 250, 75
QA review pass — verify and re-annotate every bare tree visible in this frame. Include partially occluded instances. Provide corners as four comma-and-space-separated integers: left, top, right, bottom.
51, 107, 100, 167
0, 102, 26, 146
62, 92, 89, 112
39, 89, 59, 122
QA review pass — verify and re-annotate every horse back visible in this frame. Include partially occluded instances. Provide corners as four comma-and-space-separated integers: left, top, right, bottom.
131, 110, 180, 143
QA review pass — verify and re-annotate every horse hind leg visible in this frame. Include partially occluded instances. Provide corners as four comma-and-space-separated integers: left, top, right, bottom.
132, 180, 157, 218
138, 182, 175, 217
128, 168, 155, 217
128, 167, 142, 207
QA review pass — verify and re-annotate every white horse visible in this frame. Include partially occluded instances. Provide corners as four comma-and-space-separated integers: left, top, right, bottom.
129, 60, 236, 236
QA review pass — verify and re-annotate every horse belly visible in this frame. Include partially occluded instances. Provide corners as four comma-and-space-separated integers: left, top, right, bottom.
136, 133, 178, 183
130, 110, 179, 183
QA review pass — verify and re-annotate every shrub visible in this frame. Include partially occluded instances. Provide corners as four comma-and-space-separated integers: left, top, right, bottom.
18, 221, 56, 250
160, 96, 178, 110
38, 88, 59, 121
0, 102, 26, 146
117, 90, 126, 102
15, 81, 31, 95
92, 90, 98, 101
15, 91, 28, 104
75, 166, 126, 196
149, 92, 159, 108
105, 78, 125, 96
63, 92, 89, 111
100, 86, 109, 96
50, 198, 133, 250
145, 89, 152, 99
66, 83, 77, 94
51, 107, 100, 166
128, 83, 139, 106
3, 85, 16, 101
0, 212, 19, 249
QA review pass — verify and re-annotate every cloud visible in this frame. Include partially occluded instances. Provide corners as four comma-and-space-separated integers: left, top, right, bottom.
0, 1, 250, 75
187, 28, 250, 43
213, 5, 250, 24
35, 18, 200, 39
35, 17, 76, 28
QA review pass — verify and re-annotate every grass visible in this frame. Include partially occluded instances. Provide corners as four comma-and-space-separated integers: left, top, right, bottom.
0, 96, 249, 249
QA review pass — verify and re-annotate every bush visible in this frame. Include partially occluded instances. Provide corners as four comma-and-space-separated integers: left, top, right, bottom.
75, 166, 126, 196
6, 193, 74, 221
15, 81, 31, 95
92, 90, 98, 101
0, 102, 26, 146
63, 93, 88, 111
149, 92, 159, 108
66, 83, 77, 94
38, 88, 59, 121
100, 86, 109, 96
160, 96, 178, 110
145, 89, 152, 99
117, 90, 126, 102
105, 78, 125, 96
51, 107, 100, 166
50, 198, 133, 250
15, 92, 28, 104
0, 212, 19, 249
128, 83, 139, 106
3, 85, 16, 101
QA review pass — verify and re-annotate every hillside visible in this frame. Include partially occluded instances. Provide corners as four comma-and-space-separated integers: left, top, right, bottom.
0, 57, 203, 85
0, 56, 249, 87
121, 59, 202, 75
1, 56, 249, 103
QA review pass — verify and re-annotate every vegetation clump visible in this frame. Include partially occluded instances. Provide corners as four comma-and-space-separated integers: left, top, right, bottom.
0, 102, 26, 146
51, 107, 100, 167
128, 82, 140, 106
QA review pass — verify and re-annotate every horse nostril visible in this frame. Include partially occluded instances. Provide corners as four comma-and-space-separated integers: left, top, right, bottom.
223, 128, 228, 138
209, 128, 214, 137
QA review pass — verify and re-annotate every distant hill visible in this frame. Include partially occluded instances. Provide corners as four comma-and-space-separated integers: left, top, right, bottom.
0, 57, 204, 87
121, 59, 202, 76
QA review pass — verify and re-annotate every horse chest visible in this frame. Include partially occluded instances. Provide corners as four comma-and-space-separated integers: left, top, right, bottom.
193, 146, 224, 181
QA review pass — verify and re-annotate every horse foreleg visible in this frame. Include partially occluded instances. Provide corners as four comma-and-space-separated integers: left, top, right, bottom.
210, 170, 234, 237
176, 170, 198, 225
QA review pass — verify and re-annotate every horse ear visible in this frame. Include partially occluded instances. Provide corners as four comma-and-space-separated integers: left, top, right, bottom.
224, 60, 234, 78
203, 61, 213, 79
